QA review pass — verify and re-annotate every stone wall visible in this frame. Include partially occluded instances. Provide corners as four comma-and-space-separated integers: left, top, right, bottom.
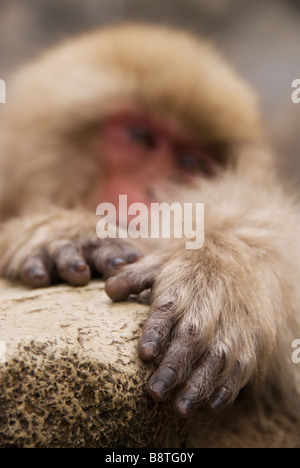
0, 280, 185, 447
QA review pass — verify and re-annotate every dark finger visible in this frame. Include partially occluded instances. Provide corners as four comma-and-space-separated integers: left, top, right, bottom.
20, 254, 51, 288
209, 386, 234, 410
147, 337, 193, 402
137, 303, 176, 362
105, 269, 155, 302
91, 243, 128, 279
54, 244, 91, 286
93, 242, 143, 278
209, 362, 243, 410
119, 243, 143, 264
172, 353, 221, 418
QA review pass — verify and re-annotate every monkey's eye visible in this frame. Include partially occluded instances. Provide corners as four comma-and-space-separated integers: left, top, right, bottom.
128, 126, 158, 150
177, 154, 198, 171
176, 146, 215, 176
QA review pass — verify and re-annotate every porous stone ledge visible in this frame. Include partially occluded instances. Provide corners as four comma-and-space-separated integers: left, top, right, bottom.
0, 280, 185, 448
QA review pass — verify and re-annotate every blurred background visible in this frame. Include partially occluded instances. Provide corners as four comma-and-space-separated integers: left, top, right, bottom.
0, 0, 299, 180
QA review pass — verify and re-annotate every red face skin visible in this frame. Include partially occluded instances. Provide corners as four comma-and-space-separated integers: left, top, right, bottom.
88, 111, 215, 218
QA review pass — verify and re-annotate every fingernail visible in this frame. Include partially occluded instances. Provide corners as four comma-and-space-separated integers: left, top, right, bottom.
127, 253, 142, 263
31, 268, 47, 280
149, 381, 167, 400
177, 399, 194, 415
73, 261, 88, 273
140, 341, 159, 359
210, 397, 224, 410
210, 387, 230, 410
109, 258, 127, 268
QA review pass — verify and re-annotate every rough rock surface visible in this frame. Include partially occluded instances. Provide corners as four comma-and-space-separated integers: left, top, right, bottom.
0, 279, 185, 448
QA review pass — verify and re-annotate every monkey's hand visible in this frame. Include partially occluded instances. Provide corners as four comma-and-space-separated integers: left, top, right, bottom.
105, 242, 281, 417
0, 210, 141, 287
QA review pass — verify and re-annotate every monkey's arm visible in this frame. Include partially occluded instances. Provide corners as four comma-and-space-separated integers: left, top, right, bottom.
105, 177, 300, 417
0, 208, 141, 287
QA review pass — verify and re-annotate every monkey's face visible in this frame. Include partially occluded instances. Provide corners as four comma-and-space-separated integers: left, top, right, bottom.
0, 24, 264, 220
86, 109, 218, 214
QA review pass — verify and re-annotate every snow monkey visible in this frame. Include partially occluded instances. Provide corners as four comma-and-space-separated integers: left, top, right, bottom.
0, 24, 299, 448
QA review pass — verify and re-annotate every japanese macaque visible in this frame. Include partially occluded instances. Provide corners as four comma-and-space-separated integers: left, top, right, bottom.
0, 24, 300, 448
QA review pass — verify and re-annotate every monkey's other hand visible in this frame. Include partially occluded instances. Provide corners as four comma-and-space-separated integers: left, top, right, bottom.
19, 238, 142, 288
1, 212, 142, 288
105, 248, 276, 418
